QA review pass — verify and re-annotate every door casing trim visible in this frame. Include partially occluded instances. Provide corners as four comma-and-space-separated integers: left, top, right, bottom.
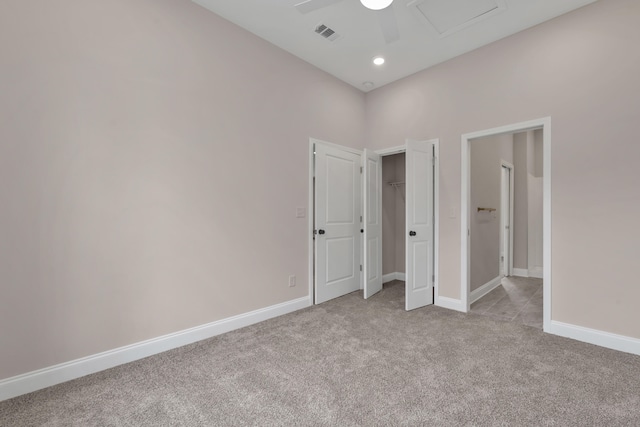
461, 117, 551, 332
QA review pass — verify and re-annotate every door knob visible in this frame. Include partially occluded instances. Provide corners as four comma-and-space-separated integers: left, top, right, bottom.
409, 231, 417, 236
318, 229, 326, 235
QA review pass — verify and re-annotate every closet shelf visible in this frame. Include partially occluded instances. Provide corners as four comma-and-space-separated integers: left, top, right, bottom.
477, 207, 496, 212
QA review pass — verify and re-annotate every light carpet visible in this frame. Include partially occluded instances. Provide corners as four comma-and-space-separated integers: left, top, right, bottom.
1, 281, 640, 426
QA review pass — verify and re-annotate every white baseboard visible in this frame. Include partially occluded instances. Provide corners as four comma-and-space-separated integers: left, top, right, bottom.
529, 266, 543, 279
512, 268, 529, 277
469, 276, 502, 304
435, 296, 466, 313
547, 320, 640, 356
382, 272, 406, 283
512, 267, 543, 279
0, 296, 311, 402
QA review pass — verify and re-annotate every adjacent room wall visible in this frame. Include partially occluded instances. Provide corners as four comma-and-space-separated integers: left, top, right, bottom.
366, 0, 640, 338
0, 0, 366, 380
512, 130, 543, 276
528, 130, 544, 277
469, 134, 513, 291
512, 132, 529, 270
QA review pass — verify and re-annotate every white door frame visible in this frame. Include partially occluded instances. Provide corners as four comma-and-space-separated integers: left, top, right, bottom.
461, 118, 551, 332
376, 141, 440, 308
500, 160, 514, 277
308, 138, 363, 305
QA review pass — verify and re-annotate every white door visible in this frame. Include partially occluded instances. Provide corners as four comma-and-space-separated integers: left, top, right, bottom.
500, 165, 512, 277
315, 142, 362, 304
405, 140, 434, 311
363, 149, 382, 299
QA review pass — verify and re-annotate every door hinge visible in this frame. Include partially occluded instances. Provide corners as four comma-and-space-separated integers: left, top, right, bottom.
360, 215, 363, 222
360, 166, 363, 174
360, 265, 363, 272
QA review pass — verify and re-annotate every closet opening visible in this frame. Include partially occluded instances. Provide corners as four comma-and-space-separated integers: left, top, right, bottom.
381, 153, 406, 291
376, 139, 439, 311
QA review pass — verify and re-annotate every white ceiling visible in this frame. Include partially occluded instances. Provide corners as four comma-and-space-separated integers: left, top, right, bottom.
192, 0, 598, 92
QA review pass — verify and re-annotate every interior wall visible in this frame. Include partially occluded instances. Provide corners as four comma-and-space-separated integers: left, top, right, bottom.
528, 129, 544, 276
381, 153, 405, 276
469, 134, 513, 291
0, 0, 366, 380
513, 130, 543, 274
512, 132, 529, 270
365, 0, 640, 338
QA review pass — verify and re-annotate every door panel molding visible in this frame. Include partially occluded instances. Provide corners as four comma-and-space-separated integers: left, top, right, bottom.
405, 139, 435, 311
364, 149, 383, 299
312, 139, 362, 304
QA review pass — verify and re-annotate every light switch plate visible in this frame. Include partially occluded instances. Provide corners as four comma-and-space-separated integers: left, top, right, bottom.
296, 207, 306, 218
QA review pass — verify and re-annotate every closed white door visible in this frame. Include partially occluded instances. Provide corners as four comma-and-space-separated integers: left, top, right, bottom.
364, 149, 382, 299
405, 140, 434, 311
315, 142, 362, 304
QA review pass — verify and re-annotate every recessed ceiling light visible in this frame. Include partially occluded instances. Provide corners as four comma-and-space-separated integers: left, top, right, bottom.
373, 56, 385, 66
360, 0, 394, 11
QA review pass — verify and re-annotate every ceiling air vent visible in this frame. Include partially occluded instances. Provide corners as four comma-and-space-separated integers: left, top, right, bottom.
315, 24, 340, 42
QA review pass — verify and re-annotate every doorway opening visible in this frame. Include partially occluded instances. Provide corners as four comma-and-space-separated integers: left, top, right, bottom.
461, 118, 551, 331
381, 152, 406, 287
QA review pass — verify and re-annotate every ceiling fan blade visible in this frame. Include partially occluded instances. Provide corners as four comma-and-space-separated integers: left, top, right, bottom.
295, 0, 343, 14
378, 6, 400, 44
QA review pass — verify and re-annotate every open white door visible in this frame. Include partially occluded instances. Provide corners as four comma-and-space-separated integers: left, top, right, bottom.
364, 149, 383, 299
500, 164, 513, 277
405, 140, 434, 311
315, 142, 362, 304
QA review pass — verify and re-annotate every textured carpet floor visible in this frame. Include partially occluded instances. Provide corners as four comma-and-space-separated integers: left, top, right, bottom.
2, 281, 640, 426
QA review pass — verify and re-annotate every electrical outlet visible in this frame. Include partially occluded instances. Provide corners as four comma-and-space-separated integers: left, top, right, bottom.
288, 275, 296, 287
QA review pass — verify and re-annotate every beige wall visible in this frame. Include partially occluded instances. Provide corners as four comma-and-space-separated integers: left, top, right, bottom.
3, 0, 640, 384
382, 153, 405, 276
513, 131, 543, 273
470, 134, 513, 291
512, 132, 529, 269
366, 0, 640, 338
533, 129, 544, 179
0, 0, 366, 380
529, 130, 544, 274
